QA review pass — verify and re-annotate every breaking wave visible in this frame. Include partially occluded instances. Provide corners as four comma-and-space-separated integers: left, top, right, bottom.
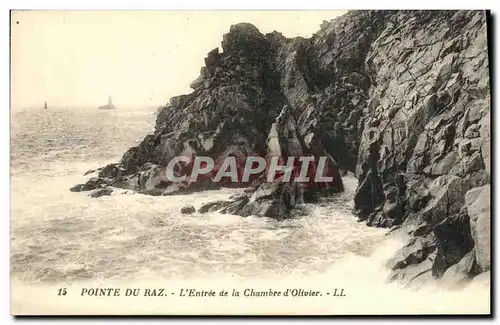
10, 107, 490, 314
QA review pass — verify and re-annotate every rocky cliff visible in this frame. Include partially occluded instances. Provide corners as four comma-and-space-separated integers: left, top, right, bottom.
72, 10, 491, 286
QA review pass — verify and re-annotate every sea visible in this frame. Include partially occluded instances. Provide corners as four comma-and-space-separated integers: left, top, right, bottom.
9, 106, 490, 315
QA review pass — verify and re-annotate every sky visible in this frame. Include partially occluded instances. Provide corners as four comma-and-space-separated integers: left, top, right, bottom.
10, 10, 346, 109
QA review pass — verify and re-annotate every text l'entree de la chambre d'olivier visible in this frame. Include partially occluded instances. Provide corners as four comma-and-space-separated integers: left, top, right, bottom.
71, 287, 347, 297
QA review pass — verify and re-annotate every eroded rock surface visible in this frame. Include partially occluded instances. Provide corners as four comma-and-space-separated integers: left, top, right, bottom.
72, 10, 491, 284
347, 10, 490, 283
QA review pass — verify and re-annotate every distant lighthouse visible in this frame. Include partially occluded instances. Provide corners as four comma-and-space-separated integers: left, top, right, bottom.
98, 96, 117, 110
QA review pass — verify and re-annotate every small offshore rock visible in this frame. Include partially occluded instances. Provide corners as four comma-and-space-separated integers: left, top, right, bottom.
181, 205, 196, 214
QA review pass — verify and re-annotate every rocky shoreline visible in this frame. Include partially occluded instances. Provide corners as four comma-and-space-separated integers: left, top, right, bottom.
71, 10, 491, 287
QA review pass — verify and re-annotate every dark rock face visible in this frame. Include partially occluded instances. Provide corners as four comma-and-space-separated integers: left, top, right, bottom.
70, 183, 96, 192
353, 11, 490, 221
465, 185, 491, 272
181, 205, 196, 214
73, 11, 490, 285
195, 104, 344, 218
89, 187, 113, 198
91, 23, 288, 198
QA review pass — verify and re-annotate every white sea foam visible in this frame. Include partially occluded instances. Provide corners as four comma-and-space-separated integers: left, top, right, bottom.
10, 107, 490, 315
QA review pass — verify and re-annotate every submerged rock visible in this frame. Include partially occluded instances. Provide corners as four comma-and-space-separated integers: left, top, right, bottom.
71, 10, 490, 285
387, 234, 437, 271
89, 187, 113, 198
479, 112, 491, 177
198, 200, 230, 213
181, 205, 196, 214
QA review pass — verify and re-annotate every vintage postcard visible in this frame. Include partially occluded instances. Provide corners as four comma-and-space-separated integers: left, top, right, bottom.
10, 10, 491, 315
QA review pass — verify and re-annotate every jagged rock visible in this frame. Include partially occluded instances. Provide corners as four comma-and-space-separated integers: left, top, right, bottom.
249, 181, 281, 202
83, 169, 96, 176
198, 201, 230, 213
238, 181, 301, 219
181, 205, 196, 214
89, 187, 113, 198
431, 150, 458, 175
353, 139, 385, 221
162, 183, 186, 196
111, 175, 138, 190
465, 185, 491, 271
98, 163, 123, 178
432, 210, 474, 277
405, 178, 431, 213
381, 186, 404, 222
459, 138, 482, 157
479, 112, 490, 177
220, 195, 250, 214
196, 103, 343, 219
185, 177, 222, 193
302, 133, 344, 194
417, 175, 468, 227
70, 183, 96, 192
189, 74, 206, 90
70, 177, 106, 192
353, 11, 490, 265
137, 163, 166, 191
70, 10, 490, 285
464, 124, 480, 139
468, 270, 490, 289
386, 234, 437, 271
390, 251, 436, 287
240, 199, 287, 218
440, 250, 478, 289
205, 48, 220, 67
